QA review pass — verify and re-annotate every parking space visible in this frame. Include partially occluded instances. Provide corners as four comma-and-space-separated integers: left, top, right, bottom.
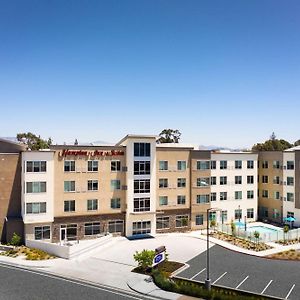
177, 245, 299, 299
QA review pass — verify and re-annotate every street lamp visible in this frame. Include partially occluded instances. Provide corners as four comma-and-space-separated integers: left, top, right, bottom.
238, 204, 241, 223
205, 207, 221, 291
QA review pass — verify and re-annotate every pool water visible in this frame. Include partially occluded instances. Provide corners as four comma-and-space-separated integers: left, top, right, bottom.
246, 226, 281, 234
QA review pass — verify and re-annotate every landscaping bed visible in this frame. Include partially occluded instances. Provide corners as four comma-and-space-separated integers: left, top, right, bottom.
0, 246, 55, 260
276, 238, 300, 246
268, 249, 300, 261
211, 232, 273, 251
133, 260, 184, 276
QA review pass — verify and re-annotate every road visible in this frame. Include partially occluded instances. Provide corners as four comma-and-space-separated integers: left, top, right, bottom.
0, 263, 156, 300
178, 245, 300, 300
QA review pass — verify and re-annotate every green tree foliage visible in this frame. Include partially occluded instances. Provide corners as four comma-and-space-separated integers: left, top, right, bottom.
133, 249, 155, 270
253, 231, 260, 244
10, 232, 22, 246
294, 139, 300, 146
283, 225, 289, 242
157, 129, 181, 144
252, 132, 292, 151
17, 132, 52, 150
230, 220, 236, 237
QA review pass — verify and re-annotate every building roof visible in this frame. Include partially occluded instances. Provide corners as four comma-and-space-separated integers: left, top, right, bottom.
285, 145, 300, 152
116, 134, 157, 146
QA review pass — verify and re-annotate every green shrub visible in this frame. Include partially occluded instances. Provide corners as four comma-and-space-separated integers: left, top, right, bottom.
133, 249, 155, 271
10, 233, 21, 246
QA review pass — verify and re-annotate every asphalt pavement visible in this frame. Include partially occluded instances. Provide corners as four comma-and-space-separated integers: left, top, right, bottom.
177, 245, 300, 300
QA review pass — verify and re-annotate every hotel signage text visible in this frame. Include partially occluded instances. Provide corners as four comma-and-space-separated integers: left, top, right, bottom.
58, 149, 124, 158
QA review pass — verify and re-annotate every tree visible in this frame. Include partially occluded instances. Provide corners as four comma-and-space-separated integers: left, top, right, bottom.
252, 133, 292, 151
74, 139, 79, 145
210, 219, 216, 233
283, 225, 289, 243
10, 232, 21, 246
133, 249, 155, 271
157, 129, 181, 144
294, 140, 300, 146
230, 220, 236, 237
253, 231, 260, 244
17, 132, 52, 150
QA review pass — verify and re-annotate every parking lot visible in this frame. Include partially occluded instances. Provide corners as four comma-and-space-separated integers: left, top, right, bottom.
177, 245, 299, 300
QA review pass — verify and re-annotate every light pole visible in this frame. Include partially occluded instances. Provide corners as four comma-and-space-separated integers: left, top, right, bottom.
238, 204, 241, 223
205, 207, 221, 291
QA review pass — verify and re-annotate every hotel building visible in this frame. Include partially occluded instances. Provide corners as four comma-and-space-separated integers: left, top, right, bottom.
20, 135, 259, 243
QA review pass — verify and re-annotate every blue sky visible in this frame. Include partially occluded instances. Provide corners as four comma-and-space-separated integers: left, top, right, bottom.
1, 0, 299, 148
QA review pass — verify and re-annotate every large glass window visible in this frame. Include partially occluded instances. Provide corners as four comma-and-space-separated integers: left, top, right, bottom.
134, 197, 150, 212
64, 181, 75, 192
159, 161, 168, 171
64, 200, 75, 212
111, 198, 121, 209
159, 196, 168, 206
159, 178, 168, 188
34, 226, 50, 240
197, 194, 210, 204
87, 199, 98, 211
156, 217, 170, 229
64, 161, 75, 172
197, 161, 210, 170
175, 215, 189, 228
134, 143, 150, 157
111, 160, 121, 171
88, 180, 98, 191
177, 178, 186, 188
197, 177, 210, 187
132, 221, 151, 235
85, 222, 100, 236
26, 182, 46, 193
26, 202, 46, 214
108, 220, 124, 233
26, 161, 47, 173
177, 161, 186, 171
88, 160, 98, 172
111, 180, 121, 190
134, 179, 150, 193
134, 161, 150, 175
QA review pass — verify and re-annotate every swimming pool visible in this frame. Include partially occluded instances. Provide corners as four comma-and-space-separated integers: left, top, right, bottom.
246, 225, 281, 235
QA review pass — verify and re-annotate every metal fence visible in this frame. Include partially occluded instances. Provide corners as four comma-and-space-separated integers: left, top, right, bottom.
216, 223, 300, 243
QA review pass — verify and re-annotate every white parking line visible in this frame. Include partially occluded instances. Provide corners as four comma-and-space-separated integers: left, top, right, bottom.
235, 276, 249, 289
261, 280, 273, 294
190, 268, 206, 280
285, 284, 295, 299
213, 272, 227, 285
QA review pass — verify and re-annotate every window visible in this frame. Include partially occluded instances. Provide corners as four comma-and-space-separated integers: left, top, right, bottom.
177, 178, 186, 188
210, 177, 216, 185
157, 217, 170, 229
247, 190, 254, 199
134, 197, 150, 211
159, 178, 168, 188
88, 160, 98, 172
159, 161, 168, 171
111, 180, 120, 190
287, 193, 294, 202
34, 226, 50, 240
197, 160, 210, 170
273, 160, 280, 169
220, 160, 227, 169
235, 160, 242, 169
64, 200, 75, 212
262, 176, 268, 184
195, 214, 204, 225
134, 143, 150, 157
26, 202, 46, 214
235, 191, 242, 200
132, 221, 151, 235
87, 199, 98, 211
235, 176, 242, 184
287, 177, 294, 186
111, 160, 121, 171
247, 176, 254, 184
134, 161, 150, 175
111, 198, 121, 209
247, 160, 254, 169
262, 161, 268, 168
197, 177, 210, 187
287, 161, 294, 170
177, 195, 186, 205
26, 161, 47, 173
159, 196, 168, 206
26, 182, 46, 193
85, 222, 100, 236
221, 211, 228, 222
177, 161, 186, 171
88, 180, 98, 191
287, 211, 295, 218
220, 192, 227, 201
247, 208, 254, 219
64, 160, 75, 172
209, 212, 216, 221
274, 191, 280, 200
175, 215, 189, 227
273, 176, 280, 184
210, 192, 216, 202
220, 176, 227, 185
210, 161, 216, 169
108, 220, 124, 233
61, 224, 77, 240
197, 194, 210, 204
273, 209, 280, 219
134, 179, 150, 193
235, 209, 242, 220
64, 181, 75, 192
262, 190, 268, 198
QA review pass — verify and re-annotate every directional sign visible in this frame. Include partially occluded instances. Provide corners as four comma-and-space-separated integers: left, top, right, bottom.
152, 251, 166, 267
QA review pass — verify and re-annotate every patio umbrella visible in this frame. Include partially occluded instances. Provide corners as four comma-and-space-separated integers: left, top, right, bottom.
284, 216, 296, 222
